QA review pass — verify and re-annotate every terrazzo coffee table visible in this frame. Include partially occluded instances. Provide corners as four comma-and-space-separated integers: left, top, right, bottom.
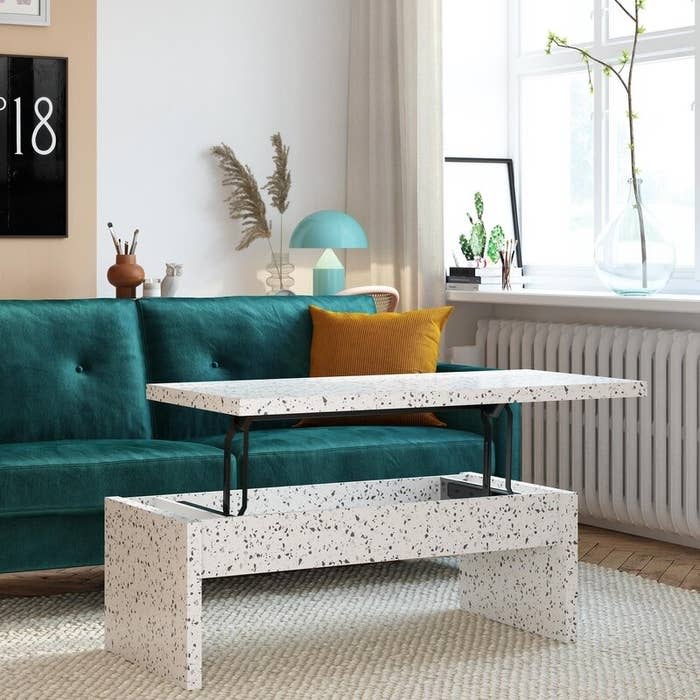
104, 370, 645, 689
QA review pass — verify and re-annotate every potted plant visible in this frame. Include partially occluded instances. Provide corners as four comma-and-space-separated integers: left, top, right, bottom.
546, 0, 674, 295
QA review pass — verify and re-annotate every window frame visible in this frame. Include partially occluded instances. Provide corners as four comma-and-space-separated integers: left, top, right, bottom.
509, 0, 697, 291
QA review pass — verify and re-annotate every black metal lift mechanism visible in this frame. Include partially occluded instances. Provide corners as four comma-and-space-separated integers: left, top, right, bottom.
180, 403, 514, 517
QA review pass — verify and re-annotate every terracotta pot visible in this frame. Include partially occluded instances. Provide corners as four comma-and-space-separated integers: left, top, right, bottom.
107, 254, 145, 299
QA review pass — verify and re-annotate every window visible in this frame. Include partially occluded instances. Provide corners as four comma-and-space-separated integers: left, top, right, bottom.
512, 1, 696, 289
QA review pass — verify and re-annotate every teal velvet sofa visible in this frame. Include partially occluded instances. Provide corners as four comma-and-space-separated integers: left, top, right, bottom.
0, 295, 520, 573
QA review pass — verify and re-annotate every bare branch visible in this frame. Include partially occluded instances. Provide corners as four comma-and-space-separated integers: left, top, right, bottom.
549, 37, 629, 94
612, 0, 635, 22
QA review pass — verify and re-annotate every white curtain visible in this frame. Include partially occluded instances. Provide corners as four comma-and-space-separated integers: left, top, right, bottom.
345, 0, 444, 311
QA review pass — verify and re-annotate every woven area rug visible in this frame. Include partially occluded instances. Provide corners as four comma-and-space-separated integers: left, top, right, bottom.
1, 559, 698, 700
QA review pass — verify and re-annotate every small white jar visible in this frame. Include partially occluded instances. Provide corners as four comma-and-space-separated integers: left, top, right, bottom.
142, 278, 162, 297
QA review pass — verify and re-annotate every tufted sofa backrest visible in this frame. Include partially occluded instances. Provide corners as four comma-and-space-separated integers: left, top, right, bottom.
0, 299, 152, 443
137, 295, 376, 440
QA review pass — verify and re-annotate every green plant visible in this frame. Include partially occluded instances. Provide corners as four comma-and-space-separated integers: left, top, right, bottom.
459, 192, 505, 264
546, 0, 648, 287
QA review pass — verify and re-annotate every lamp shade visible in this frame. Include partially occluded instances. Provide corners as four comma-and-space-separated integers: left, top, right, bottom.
289, 210, 368, 249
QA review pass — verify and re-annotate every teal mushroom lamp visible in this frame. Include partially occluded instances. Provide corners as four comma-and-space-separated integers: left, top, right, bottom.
289, 210, 368, 295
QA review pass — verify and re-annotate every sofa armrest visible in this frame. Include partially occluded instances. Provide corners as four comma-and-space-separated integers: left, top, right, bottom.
435, 362, 522, 480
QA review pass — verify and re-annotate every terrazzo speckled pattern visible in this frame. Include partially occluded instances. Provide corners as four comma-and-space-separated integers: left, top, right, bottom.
104, 473, 577, 690
3, 562, 698, 700
104, 500, 202, 689
145, 369, 646, 417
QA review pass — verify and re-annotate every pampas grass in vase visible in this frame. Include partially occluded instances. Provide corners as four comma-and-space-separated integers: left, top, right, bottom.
211, 133, 293, 294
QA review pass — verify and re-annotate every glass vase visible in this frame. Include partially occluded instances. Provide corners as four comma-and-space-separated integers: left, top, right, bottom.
265, 252, 295, 295
594, 180, 674, 296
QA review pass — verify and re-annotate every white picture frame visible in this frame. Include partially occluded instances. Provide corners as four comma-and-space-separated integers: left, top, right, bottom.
0, 0, 50, 26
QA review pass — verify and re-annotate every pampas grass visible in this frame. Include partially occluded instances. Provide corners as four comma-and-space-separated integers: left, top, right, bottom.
211, 134, 293, 295
265, 133, 291, 216
211, 143, 271, 250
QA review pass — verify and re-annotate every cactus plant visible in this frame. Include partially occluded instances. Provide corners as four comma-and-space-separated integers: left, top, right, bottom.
459, 192, 505, 264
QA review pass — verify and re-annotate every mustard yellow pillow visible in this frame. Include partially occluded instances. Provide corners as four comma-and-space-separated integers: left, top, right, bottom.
298, 304, 453, 427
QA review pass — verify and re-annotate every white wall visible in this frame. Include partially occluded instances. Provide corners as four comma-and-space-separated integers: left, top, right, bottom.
97, 0, 351, 296
442, 0, 509, 158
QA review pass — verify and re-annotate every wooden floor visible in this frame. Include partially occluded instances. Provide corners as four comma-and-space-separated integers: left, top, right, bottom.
0, 525, 698, 597
578, 525, 700, 590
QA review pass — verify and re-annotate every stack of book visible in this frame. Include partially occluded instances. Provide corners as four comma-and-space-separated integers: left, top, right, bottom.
445, 266, 524, 291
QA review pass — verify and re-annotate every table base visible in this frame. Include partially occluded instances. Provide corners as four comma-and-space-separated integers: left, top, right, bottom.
104, 473, 577, 690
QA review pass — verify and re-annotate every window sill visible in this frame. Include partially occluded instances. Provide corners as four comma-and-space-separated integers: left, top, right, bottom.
444, 288, 700, 313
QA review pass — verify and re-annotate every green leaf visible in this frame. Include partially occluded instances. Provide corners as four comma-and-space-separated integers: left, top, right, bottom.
469, 225, 482, 259
459, 233, 475, 260
545, 31, 570, 55
474, 192, 484, 220
637, 25, 646, 34
487, 225, 505, 264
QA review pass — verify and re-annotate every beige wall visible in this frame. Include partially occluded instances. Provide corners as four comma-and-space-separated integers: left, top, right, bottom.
0, 0, 96, 299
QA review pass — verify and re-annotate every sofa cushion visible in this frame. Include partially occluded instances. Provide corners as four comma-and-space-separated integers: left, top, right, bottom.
137, 295, 376, 441
308, 304, 453, 376
195, 425, 485, 487
300, 304, 453, 427
0, 299, 152, 443
0, 439, 223, 515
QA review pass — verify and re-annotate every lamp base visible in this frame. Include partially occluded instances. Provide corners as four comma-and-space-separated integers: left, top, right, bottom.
313, 249, 345, 295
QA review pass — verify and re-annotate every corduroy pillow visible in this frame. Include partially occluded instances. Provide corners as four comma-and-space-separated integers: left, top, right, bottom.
297, 304, 454, 427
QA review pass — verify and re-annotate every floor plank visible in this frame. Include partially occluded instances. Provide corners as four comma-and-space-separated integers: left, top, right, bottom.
580, 545, 614, 565
0, 566, 103, 597
680, 567, 700, 592
638, 557, 673, 582
598, 550, 634, 570
579, 526, 700, 562
619, 552, 653, 574
659, 563, 695, 588
577, 540, 598, 560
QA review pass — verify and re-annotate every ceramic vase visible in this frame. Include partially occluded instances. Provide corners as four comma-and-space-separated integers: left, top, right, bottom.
107, 254, 145, 299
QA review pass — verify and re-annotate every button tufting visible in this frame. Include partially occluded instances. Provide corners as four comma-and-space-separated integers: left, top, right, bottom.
211, 361, 220, 369
75, 365, 84, 374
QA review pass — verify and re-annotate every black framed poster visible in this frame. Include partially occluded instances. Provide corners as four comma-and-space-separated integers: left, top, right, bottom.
443, 157, 522, 270
0, 55, 66, 237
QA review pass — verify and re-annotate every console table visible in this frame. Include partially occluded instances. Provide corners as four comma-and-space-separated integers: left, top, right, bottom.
105, 370, 645, 689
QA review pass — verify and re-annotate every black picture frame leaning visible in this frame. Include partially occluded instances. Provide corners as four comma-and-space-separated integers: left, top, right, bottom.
0, 54, 67, 237
444, 157, 522, 268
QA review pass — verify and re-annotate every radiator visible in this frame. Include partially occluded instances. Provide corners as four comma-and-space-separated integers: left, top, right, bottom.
476, 319, 700, 547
